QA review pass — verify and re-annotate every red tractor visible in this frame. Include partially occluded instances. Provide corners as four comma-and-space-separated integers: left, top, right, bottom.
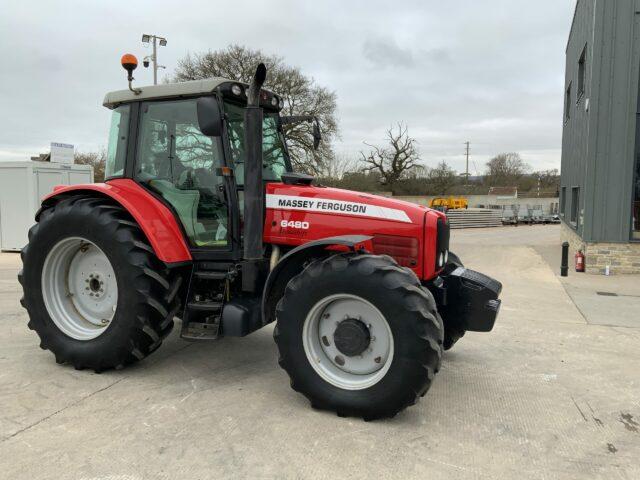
19, 58, 501, 420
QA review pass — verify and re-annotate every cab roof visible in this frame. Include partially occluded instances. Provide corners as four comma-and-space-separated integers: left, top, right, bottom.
103, 77, 241, 108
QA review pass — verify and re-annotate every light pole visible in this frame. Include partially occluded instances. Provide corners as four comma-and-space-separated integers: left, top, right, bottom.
141, 34, 167, 85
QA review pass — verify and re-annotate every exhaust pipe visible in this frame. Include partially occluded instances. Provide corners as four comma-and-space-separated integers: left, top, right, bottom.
242, 64, 267, 290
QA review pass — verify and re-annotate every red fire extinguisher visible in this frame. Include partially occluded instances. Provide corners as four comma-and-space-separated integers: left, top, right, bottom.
575, 250, 585, 272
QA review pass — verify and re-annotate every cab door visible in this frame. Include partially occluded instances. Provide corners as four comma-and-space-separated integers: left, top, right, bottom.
134, 98, 232, 252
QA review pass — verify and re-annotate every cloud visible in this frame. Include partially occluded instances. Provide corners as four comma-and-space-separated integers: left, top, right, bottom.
362, 37, 414, 68
0, 0, 574, 172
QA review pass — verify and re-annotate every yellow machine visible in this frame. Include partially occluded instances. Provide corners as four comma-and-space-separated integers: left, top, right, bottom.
429, 196, 469, 211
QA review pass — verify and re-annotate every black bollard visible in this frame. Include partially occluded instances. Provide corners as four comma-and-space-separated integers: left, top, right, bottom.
561, 241, 569, 277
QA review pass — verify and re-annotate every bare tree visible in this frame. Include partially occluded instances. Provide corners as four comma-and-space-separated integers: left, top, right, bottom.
75, 150, 106, 182
316, 154, 358, 181
427, 160, 457, 195
485, 152, 530, 186
535, 168, 560, 190
360, 123, 421, 187
171, 45, 338, 174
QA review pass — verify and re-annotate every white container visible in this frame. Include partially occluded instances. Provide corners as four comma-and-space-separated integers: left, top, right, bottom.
0, 161, 93, 251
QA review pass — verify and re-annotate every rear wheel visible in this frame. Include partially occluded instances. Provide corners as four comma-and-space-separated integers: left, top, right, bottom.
19, 196, 181, 372
274, 253, 443, 420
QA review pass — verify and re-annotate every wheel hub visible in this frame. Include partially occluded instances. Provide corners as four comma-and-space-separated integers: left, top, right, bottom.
333, 318, 371, 357
86, 272, 106, 299
302, 294, 394, 390
42, 238, 118, 340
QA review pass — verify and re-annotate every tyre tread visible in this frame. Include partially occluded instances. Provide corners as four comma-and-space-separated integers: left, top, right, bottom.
274, 253, 443, 420
19, 197, 181, 372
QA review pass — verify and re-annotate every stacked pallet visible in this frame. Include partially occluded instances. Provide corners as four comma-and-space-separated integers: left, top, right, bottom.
446, 208, 502, 229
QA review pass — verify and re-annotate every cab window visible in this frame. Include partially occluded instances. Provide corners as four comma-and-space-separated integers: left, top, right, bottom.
105, 105, 130, 179
224, 102, 288, 186
135, 98, 229, 248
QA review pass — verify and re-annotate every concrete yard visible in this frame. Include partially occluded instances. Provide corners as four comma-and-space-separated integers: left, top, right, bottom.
1, 225, 639, 479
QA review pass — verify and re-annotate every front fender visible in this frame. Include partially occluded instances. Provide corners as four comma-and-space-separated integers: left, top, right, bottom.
261, 235, 372, 326
41, 179, 192, 265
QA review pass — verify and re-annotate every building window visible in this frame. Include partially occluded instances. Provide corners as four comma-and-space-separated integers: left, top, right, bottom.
565, 82, 572, 122
571, 187, 580, 226
633, 152, 640, 239
577, 44, 587, 101
560, 186, 567, 215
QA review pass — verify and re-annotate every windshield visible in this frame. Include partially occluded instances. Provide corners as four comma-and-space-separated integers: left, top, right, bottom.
224, 101, 289, 186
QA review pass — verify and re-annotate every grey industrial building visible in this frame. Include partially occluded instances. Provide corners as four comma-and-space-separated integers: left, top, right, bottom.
560, 0, 640, 273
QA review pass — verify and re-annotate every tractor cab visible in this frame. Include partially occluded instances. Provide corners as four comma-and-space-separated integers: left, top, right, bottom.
103, 77, 291, 249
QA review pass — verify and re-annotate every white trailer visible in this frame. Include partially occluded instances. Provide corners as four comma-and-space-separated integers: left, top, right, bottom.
0, 161, 93, 251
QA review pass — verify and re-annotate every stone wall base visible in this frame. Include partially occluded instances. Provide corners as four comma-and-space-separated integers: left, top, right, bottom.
561, 222, 640, 274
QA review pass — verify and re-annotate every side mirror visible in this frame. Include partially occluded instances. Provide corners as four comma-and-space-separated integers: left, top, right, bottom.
197, 96, 223, 137
312, 119, 321, 150
280, 114, 321, 149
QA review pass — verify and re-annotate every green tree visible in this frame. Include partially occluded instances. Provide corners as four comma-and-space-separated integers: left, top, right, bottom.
427, 161, 457, 195
535, 169, 560, 190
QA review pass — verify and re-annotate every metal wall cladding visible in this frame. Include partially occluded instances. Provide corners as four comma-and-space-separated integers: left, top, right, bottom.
561, 0, 640, 242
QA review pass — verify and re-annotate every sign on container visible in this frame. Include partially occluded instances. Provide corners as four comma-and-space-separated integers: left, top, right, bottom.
50, 142, 75, 164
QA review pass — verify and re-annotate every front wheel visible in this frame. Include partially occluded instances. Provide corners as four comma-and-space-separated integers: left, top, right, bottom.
274, 254, 443, 420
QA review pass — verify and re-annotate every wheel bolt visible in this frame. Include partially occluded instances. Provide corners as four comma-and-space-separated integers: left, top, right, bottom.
374, 356, 382, 364
334, 355, 345, 366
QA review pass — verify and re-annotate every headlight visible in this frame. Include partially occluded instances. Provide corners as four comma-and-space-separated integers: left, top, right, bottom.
444, 250, 449, 264
438, 252, 444, 267
231, 84, 242, 96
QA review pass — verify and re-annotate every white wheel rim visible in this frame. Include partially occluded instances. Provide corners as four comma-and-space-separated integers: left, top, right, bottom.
41, 237, 118, 341
302, 294, 394, 390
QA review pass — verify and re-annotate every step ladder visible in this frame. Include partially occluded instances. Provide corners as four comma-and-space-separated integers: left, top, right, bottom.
180, 263, 236, 341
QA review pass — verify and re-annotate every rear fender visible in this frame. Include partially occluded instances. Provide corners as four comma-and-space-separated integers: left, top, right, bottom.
261, 235, 372, 327
40, 179, 192, 265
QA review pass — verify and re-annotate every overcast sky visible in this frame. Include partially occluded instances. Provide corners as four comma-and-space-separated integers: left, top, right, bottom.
0, 0, 574, 174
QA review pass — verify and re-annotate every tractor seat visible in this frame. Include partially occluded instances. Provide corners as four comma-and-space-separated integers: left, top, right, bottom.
148, 179, 203, 242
